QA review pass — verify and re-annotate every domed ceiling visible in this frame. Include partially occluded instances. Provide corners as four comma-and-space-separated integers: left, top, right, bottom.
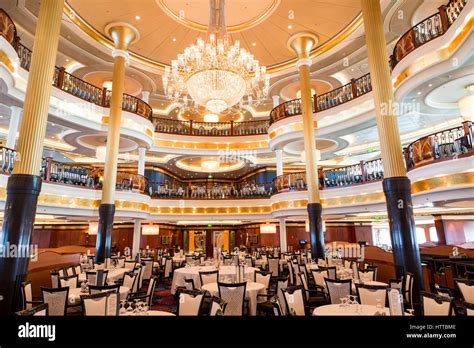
65, 0, 362, 70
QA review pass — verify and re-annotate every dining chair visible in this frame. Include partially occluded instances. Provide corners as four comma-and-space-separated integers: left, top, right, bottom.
15, 303, 49, 316
386, 288, 404, 316
88, 284, 120, 295
281, 286, 307, 316
86, 269, 109, 286
358, 268, 376, 282
41, 287, 69, 316
184, 278, 195, 291
66, 266, 75, 277
177, 289, 206, 316
141, 258, 154, 283
129, 276, 158, 307
124, 260, 136, 270
80, 292, 109, 316
268, 257, 279, 277
455, 279, 474, 303
199, 270, 219, 287
122, 272, 138, 294
462, 301, 474, 316
245, 256, 253, 268
254, 270, 272, 295
218, 281, 247, 316
21, 281, 42, 310
209, 296, 227, 316
388, 277, 404, 290
325, 278, 352, 304
59, 275, 79, 289
320, 266, 336, 280
74, 264, 82, 276
421, 292, 453, 316
355, 284, 387, 306
403, 272, 414, 310
50, 270, 60, 288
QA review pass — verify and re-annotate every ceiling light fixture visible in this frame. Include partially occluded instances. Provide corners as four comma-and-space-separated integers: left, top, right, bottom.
201, 158, 220, 172
204, 113, 219, 123
163, 0, 269, 115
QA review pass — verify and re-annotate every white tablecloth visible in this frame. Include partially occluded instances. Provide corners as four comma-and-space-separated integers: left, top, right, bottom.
78, 268, 129, 283
120, 310, 175, 316
313, 304, 390, 316
68, 286, 130, 305
202, 282, 265, 316
171, 265, 258, 295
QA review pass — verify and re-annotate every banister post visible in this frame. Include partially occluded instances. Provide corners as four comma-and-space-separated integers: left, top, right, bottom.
57, 67, 65, 89
45, 157, 53, 182
101, 87, 108, 107
189, 120, 193, 135
350, 78, 357, 98
230, 120, 234, 136
438, 5, 449, 33
360, 160, 366, 182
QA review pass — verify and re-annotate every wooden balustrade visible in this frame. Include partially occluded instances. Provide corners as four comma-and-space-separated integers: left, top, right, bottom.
153, 118, 269, 136
389, 0, 467, 70
0, 9, 153, 122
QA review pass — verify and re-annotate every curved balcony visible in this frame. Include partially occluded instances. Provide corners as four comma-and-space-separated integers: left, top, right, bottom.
389, 0, 468, 70
154, 118, 269, 136
269, 73, 372, 125
273, 122, 473, 194
0, 9, 153, 122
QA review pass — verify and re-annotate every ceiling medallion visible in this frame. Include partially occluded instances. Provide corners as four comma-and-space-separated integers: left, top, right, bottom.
163, 0, 270, 121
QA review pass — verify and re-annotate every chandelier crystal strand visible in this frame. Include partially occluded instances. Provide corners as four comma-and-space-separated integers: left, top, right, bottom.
162, 1, 270, 115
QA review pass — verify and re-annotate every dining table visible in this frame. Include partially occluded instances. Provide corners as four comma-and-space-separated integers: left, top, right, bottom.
201, 281, 265, 316
170, 265, 258, 294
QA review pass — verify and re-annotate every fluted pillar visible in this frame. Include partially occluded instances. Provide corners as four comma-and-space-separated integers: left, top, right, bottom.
132, 219, 142, 258
276, 149, 283, 176
0, 0, 64, 315
6, 107, 21, 149
279, 218, 287, 252
287, 32, 324, 259
361, 0, 423, 311
138, 147, 146, 176
96, 23, 139, 263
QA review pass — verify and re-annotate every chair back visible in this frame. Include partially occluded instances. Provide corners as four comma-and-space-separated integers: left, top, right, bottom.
199, 270, 219, 287
352, 262, 359, 280
403, 272, 414, 308
281, 286, 306, 316
57, 268, 65, 278
41, 287, 69, 316
74, 264, 82, 276
254, 270, 271, 291
268, 257, 279, 277
116, 257, 125, 268
287, 260, 295, 285
343, 259, 351, 269
141, 258, 154, 281
388, 277, 404, 290
356, 284, 387, 306
66, 266, 75, 277
245, 256, 253, 267
88, 284, 120, 295
144, 276, 158, 306
184, 278, 195, 291
177, 290, 205, 316
80, 292, 108, 316
387, 288, 404, 316
59, 275, 78, 289
456, 279, 474, 303
462, 301, 474, 316
218, 282, 247, 316
321, 266, 336, 280
50, 271, 60, 288
325, 278, 351, 304
124, 260, 136, 270
209, 296, 226, 316
21, 281, 33, 310
358, 269, 375, 282
164, 257, 173, 278
311, 269, 328, 289
133, 266, 143, 291
276, 276, 289, 315
123, 272, 138, 292
421, 292, 453, 316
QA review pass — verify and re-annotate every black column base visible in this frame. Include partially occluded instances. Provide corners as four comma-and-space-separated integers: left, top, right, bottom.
0, 174, 42, 315
307, 202, 325, 260
383, 176, 423, 313
95, 204, 116, 263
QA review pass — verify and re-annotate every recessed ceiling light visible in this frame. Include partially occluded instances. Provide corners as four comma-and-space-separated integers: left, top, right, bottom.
417, 91, 422, 95
252, 42, 256, 46
288, 25, 293, 29
65, 58, 70, 62
0, 116, 3, 118
412, 98, 416, 102
428, 84, 433, 87
172, 38, 177, 42
135, 15, 141, 20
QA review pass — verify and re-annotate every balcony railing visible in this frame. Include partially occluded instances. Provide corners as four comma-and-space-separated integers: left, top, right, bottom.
273, 122, 473, 194
269, 73, 372, 125
148, 181, 274, 199
0, 9, 153, 122
153, 118, 269, 136
389, 0, 468, 70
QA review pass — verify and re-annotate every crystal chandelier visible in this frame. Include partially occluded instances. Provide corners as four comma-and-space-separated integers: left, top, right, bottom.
162, 0, 270, 115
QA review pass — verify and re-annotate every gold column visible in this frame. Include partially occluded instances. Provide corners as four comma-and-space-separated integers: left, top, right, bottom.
361, 0, 405, 177
101, 23, 139, 204
14, 0, 64, 174
287, 32, 325, 259
287, 32, 320, 203
361, 0, 423, 311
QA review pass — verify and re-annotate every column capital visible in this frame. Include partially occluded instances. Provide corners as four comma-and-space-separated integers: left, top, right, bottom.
112, 49, 130, 63
105, 22, 140, 51
287, 32, 319, 60
296, 58, 312, 69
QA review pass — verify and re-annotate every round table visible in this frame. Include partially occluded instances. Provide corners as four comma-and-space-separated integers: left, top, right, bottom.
171, 265, 258, 295
78, 268, 129, 283
68, 286, 130, 305
313, 304, 390, 316
201, 282, 265, 316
